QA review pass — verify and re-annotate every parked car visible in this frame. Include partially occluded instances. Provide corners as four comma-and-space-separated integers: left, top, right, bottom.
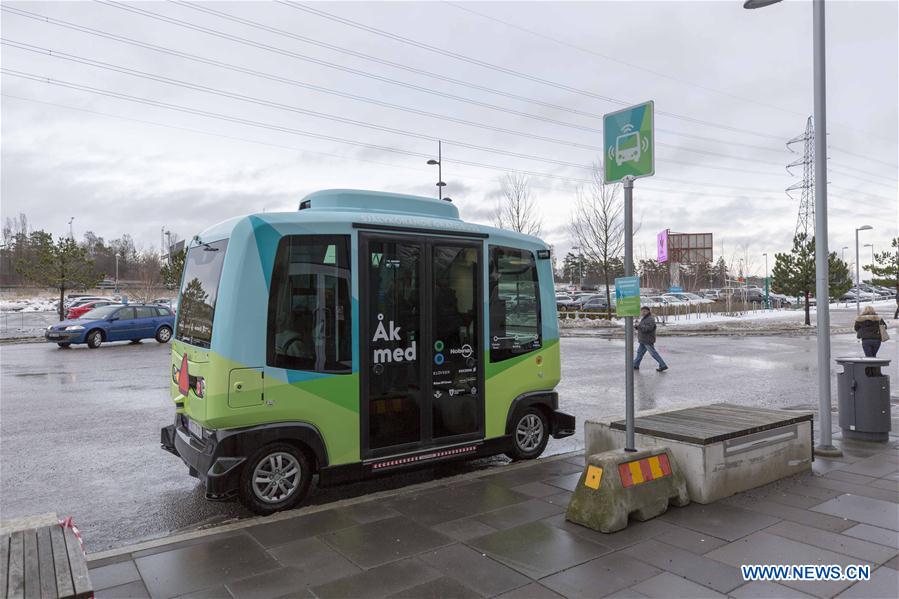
66, 299, 120, 320
579, 296, 611, 311
661, 293, 688, 305
732, 288, 766, 303
45, 304, 175, 349
860, 284, 891, 299
64, 296, 108, 310
641, 295, 670, 308
556, 294, 578, 309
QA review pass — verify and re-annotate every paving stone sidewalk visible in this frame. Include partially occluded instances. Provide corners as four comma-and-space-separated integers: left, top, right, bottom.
86, 438, 898, 599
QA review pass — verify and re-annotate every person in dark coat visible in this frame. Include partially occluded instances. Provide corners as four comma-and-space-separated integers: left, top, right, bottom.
634, 306, 668, 372
854, 305, 887, 357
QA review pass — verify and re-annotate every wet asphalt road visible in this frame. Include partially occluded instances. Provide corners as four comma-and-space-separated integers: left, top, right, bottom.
0, 327, 893, 552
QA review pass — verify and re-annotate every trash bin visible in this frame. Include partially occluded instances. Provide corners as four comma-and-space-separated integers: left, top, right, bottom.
836, 357, 891, 442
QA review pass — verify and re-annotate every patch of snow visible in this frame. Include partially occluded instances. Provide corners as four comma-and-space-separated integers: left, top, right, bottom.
0, 298, 59, 312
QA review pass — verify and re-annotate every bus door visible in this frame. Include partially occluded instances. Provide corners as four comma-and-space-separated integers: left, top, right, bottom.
359, 233, 484, 458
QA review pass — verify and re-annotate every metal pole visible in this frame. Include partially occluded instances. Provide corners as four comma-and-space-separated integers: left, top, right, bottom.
813, 0, 839, 456
438, 140, 443, 201
764, 253, 769, 309
623, 176, 636, 452
855, 228, 860, 314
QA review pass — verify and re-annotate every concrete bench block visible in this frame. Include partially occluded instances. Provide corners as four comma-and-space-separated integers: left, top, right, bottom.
566, 447, 689, 533
585, 404, 813, 504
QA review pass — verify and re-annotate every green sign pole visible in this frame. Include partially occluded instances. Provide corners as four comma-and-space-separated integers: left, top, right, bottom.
604, 101, 654, 453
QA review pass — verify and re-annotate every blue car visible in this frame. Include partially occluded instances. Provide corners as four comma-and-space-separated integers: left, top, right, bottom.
45, 304, 176, 349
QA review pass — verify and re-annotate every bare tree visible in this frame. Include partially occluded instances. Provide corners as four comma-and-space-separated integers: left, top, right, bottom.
492, 173, 543, 236
569, 164, 624, 318
133, 251, 162, 303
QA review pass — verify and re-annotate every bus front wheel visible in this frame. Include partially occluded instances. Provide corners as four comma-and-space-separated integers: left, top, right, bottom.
239, 442, 312, 515
506, 407, 549, 461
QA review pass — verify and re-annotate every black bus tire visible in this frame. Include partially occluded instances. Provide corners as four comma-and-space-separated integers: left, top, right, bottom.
505, 406, 549, 461
239, 442, 312, 515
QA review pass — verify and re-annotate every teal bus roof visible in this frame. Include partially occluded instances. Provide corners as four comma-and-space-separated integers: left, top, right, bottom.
193, 189, 548, 249
301, 189, 460, 220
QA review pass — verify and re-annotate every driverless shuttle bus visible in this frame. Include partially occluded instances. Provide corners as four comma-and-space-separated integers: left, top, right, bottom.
161, 189, 574, 514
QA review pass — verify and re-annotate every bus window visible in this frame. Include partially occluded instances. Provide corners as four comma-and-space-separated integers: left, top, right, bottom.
267, 235, 351, 373
176, 239, 228, 348
432, 244, 480, 438
489, 246, 542, 362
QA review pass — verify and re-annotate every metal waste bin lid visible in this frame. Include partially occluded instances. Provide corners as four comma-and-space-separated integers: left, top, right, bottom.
835, 356, 891, 366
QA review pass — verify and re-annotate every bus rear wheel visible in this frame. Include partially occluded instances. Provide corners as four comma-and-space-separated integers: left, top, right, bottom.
506, 407, 549, 461
239, 442, 312, 515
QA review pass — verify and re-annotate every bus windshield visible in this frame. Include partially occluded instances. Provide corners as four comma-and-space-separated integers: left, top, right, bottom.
176, 240, 228, 348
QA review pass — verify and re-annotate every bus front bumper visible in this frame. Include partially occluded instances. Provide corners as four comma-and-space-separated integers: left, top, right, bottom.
161, 418, 244, 501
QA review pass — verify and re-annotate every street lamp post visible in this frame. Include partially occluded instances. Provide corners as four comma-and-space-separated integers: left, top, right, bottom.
426, 140, 447, 201
856, 225, 873, 313
745, 0, 839, 455
864, 243, 875, 268
864, 243, 875, 302
841, 246, 848, 262
763, 253, 769, 309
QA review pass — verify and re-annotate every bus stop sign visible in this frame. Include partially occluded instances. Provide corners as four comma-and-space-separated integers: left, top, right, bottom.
603, 101, 654, 183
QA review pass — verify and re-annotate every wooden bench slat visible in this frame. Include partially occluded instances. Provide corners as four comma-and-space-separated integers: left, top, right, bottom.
1, 534, 10, 599
47, 527, 73, 599
7, 532, 24, 599
61, 529, 90, 599
35, 528, 56, 599
21, 531, 38, 599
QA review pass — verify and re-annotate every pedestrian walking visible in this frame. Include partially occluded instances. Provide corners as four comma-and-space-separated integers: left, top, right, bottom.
854, 305, 888, 357
634, 306, 668, 372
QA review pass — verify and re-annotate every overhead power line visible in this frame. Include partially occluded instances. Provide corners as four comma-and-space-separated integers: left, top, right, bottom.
279, 0, 785, 141
106, 0, 782, 143
829, 146, 898, 170
0, 57, 787, 179
444, 1, 899, 151
7, 3, 787, 157
445, 1, 808, 118
1, 37, 785, 169
2, 90, 887, 212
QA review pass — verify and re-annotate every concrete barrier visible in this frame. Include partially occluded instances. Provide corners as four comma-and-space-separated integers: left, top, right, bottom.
566, 447, 689, 533
586, 403, 813, 504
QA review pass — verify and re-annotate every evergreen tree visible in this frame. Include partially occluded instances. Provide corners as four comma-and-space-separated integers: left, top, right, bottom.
161, 249, 186, 289
772, 234, 816, 325
772, 234, 852, 325
868, 237, 899, 301
16, 233, 101, 320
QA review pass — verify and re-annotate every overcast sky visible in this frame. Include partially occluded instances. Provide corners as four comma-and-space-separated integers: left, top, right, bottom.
2, 0, 896, 277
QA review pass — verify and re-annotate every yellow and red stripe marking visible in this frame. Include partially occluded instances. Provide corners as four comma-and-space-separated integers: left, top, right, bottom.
618, 453, 671, 488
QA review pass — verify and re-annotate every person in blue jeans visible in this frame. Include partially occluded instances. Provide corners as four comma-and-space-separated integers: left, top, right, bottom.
854, 305, 887, 357
634, 306, 668, 372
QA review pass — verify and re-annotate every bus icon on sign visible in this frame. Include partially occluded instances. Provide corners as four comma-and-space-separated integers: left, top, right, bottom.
615, 130, 641, 166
